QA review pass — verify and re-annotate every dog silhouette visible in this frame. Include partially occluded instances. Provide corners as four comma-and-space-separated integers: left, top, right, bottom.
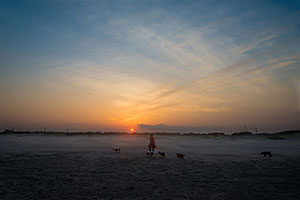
113, 147, 121, 152
261, 151, 272, 157
158, 151, 166, 157
176, 153, 185, 159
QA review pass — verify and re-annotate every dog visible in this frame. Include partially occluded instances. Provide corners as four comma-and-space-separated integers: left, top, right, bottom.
158, 151, 166, 157
176, 153, 185, 159
261, 151, 272, 157
113, 147, 121, 152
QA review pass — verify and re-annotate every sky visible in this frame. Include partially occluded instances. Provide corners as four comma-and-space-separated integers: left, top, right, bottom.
0, 0, 300, 132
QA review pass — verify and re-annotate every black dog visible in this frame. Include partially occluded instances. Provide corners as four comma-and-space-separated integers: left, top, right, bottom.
158, 151, 166, 157
176, 153, 185, 159
113, 147, 121, 152
261, 151, 272, 157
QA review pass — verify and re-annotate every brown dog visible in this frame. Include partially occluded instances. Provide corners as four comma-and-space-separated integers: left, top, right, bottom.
176, 153, 185, 159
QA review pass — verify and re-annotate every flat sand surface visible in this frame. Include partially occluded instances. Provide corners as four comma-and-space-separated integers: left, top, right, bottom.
1, 134, 300, 199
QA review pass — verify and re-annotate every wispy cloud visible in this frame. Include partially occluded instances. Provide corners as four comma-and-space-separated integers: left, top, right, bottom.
232, 10, 300, 54
1, 1, 299, 130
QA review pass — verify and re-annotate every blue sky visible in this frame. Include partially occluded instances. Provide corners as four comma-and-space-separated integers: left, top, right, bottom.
0, 0, 300, 132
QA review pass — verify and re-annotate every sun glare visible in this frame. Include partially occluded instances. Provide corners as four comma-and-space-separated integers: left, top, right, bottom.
130, 128, 134, 132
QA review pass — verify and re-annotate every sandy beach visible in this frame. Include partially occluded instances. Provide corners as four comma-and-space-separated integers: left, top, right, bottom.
1, 134, 300, 200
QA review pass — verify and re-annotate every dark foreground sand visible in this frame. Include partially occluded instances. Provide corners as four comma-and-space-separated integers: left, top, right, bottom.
1, 134, 300, 200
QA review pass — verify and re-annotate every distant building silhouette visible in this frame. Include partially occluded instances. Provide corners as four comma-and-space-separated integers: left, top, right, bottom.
2, 129, 14, 134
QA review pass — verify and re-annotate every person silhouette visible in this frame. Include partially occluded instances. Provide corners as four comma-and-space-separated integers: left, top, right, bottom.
148, 134, 156, 154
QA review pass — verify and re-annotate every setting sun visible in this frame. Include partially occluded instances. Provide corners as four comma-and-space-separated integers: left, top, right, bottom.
130, 128, 134, 132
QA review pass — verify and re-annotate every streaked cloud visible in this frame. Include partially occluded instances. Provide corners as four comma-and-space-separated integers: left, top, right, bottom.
0, 0, 299, 131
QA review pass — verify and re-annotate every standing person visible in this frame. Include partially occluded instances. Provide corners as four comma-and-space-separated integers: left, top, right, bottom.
148, 134, 156, 154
